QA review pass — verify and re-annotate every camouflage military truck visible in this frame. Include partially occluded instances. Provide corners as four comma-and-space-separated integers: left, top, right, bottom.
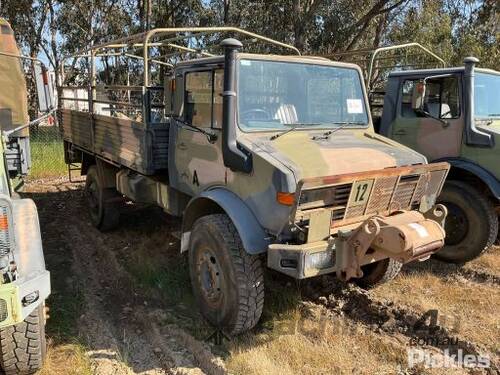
58, 28, 450, 335
333, 44, 499, 263
0, 18, 51, 374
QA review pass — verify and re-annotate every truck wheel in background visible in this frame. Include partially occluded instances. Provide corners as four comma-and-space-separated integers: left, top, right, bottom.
356, 258, 403, 288
435, 180, 498, 263
188, 214, 265, 335
85, 165, 120, 231
0, 304, 46, 375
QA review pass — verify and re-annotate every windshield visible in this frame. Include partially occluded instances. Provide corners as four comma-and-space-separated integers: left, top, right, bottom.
237, 59, 368, 131
475, 72, 500, 118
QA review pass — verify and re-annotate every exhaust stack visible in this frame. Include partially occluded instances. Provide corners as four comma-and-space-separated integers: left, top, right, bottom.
463, 56, 492, 147
221, 38, 252, 173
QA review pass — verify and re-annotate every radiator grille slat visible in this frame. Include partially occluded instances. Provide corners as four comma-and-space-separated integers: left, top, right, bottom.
365, 176, 398, 215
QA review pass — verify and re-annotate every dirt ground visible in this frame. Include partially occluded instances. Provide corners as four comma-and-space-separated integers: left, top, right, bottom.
20, 177, 499, 375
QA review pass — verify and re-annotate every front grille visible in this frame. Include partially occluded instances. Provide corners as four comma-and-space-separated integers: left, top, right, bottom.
295, 165, 449, 230
0, 299, 8, 322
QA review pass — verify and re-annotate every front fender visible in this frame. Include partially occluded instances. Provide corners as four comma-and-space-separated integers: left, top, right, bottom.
181, 188, 270, 254
439, 158, 500, 200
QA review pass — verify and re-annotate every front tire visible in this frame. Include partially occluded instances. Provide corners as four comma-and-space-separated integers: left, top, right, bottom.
188, 214, 265, 335
434, 181, 498, 263
0, 304, 46, 375
355, 258, 403, 288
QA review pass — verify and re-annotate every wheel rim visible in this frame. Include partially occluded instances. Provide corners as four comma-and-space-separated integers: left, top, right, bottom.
443, 201, 469, 246
86, 179, 100, 217
197, 248, 223, 307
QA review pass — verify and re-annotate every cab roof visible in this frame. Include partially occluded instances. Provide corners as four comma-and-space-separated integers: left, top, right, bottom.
388, 66, 500, 77
174, 53, 362, 71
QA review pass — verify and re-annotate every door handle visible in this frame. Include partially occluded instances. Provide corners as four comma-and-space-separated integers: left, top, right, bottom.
394, 130, 407, 136
177, 142, 187, 150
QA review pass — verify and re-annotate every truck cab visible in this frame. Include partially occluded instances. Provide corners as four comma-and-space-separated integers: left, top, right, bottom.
377, 57, 500, 263
58, 28, 450, 335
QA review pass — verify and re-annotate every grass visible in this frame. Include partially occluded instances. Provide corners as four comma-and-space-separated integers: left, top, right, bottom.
39, 342, 92, 375
38, 230, 92, 374
467, 245, 500, 277
226, 304, 456, 375
29, 126, 67, 179
372, 268, 500, 352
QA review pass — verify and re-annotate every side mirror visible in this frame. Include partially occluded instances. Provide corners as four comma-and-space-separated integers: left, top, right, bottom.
411, 80, 426, 110
34, 63, 55, 112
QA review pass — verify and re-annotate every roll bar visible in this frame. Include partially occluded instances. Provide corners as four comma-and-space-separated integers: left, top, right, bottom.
60, 27, 301, 86
327, 43, 446, 91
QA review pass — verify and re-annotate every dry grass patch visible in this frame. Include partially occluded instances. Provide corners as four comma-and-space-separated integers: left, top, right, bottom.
38, 341, 92, 375
372, 271, 500, 352
226, 309, 460, 375
466, 245, 500, 277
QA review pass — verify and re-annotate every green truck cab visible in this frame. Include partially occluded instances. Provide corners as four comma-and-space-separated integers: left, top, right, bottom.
58, 28, 450, 335
375, 55, 499, 263
0, 18, 51, 374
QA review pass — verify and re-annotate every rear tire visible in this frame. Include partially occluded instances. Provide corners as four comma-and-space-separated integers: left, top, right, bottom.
85, 165, 120, 231
355, 258, 403, 288
434, 180, 497, 263
188, 214, 265, 335
0, 304, 46, 375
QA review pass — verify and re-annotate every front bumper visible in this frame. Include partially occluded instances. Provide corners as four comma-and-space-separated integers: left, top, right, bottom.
0, 270, 50, 328
268, 206, 447, 280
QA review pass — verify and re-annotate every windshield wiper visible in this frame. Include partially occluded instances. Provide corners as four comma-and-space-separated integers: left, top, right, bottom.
312, 121, 365, 140
270, 123, 320, 141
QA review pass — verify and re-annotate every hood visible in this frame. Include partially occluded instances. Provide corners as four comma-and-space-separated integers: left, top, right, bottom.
243, 130, 427, 181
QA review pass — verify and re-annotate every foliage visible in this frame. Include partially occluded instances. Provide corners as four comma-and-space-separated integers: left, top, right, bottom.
0, 0, 498, 72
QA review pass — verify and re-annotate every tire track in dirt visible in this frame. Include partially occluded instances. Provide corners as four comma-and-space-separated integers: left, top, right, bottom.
404, 259, 500, 287
304, 280, 499, 373
451, 268, 500, 286
28, 180, 226, 375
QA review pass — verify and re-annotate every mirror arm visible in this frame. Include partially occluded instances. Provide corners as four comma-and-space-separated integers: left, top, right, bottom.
175, 118, 218, 143
415, 109, 449, 127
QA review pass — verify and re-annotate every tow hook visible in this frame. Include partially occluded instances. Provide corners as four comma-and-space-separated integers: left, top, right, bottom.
335, 205, 447, 281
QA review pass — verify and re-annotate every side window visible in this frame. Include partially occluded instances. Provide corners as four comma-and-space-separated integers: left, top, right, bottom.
401, 77, 460, 119
185, 71, 212, 128
184, 69, 224, 129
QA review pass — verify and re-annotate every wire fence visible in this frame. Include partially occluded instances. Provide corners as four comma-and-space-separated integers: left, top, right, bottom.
29, 122, 67, 179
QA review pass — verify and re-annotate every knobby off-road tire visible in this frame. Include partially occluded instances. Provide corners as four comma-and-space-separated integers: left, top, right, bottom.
189, 214, 265, 335
356, 258, 403, 288
435, 180, 498, 263
0, 304, 46, 375
85, 165, 120, 231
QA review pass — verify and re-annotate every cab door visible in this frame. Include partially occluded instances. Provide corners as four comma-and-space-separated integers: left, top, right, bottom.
391, 76, 464, 160
172, 68, 226, 196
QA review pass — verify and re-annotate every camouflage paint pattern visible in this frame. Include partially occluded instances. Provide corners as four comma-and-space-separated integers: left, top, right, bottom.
461, 119, 500, 180
0, 18, 29, 137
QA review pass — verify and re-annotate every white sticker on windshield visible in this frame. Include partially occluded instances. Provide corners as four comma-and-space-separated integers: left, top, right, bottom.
240, 60, 252, 66
347, 99, 363, 114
